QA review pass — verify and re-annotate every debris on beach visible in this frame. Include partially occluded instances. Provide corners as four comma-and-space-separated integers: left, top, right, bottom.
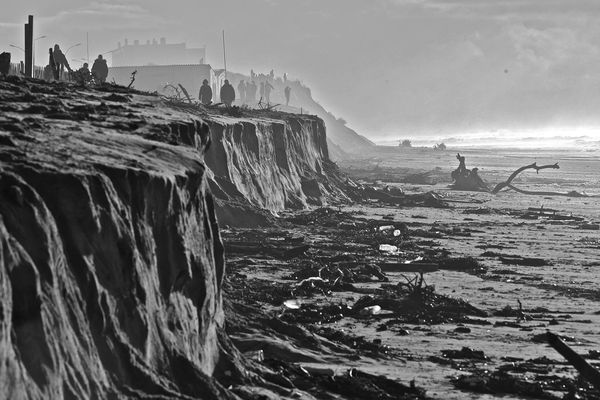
452, 370, 561, 400
448, 154, 599, 198
222, 194, 600, 398
442, 347, 489, 361
450, 153, 490, 191
259, 359, 432, 400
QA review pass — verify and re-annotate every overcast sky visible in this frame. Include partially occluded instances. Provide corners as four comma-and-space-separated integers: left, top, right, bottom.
3, 0, 600, 139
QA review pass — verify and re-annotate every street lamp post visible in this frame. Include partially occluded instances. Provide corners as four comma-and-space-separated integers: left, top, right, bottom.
9, 44, 25, 53
65, 43, 82, 56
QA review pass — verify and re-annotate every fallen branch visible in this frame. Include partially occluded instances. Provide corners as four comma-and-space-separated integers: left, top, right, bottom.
257, 98, 280, 111
127, 70, 137, 89
491, 162, 559, 194
163, 84, 180, 97
178, 84, 192, 103
546, 332, 600, 389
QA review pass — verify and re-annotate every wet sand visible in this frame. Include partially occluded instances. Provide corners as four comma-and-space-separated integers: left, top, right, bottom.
223, 147, 600, 399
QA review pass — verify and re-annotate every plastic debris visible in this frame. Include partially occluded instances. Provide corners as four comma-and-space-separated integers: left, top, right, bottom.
283, 299, 302, 309
359, 305, 382, 316
379, 244, 398, 253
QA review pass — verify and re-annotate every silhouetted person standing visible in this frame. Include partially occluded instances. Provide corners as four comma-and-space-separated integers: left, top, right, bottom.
259, 81, 265, 102
284, 86, 291, 106
0, 52, 10, 76
52, 44, 72, 79
91, 55, 108, 83
199, 79, 213, 105
46, 48, 59, 81
76, 63, 91, 83
43, 64, 53, 81
220, 79, 235, 106
264, 81, 274, 103
237, 80, 246, 104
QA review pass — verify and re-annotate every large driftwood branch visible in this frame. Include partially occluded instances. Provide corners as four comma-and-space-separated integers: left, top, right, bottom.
491, 162, 559, 194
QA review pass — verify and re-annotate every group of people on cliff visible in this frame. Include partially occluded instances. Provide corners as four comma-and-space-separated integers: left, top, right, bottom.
199, 78, 291, 107
43, 44, 108, 84
250, 69, 289, 83
39, 47, 292, 106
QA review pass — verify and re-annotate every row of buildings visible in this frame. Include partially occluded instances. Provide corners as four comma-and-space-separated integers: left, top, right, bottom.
107, 38, 228, 102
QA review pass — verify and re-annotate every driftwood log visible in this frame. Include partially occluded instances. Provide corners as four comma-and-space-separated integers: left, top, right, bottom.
491, 162, 594, 197
451, 157, 594, 196
450, 153, 489, 191
491, 162, 559, 194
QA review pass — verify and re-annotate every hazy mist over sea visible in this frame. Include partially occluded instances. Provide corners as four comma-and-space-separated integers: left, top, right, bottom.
374, 127, 600, 151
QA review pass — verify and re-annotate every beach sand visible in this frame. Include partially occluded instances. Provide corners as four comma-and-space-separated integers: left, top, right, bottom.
223, 146, 600, 399
345, 147, 600, 397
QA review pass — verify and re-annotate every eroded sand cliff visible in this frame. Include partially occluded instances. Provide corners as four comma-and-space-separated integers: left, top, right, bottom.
204, 113, 350, 226
0, 76, 346, 398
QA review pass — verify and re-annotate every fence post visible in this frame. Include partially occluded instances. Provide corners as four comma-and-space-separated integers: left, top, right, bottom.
24, 15, 33, 77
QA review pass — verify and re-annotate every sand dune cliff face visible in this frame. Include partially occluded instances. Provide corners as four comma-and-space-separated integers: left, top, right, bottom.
0, 76, 345, 398
0, 77, 233, 399
204, 114, 349, 226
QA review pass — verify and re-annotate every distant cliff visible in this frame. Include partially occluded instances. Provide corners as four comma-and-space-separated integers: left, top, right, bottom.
225, 71, 375, 159
107, 67, 374, 159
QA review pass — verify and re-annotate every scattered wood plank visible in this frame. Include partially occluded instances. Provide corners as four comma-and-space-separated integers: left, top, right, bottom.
224, 242, 309, 260
546, 332, 600, 389
378, 262, 439, 273
499, 255, 549, 267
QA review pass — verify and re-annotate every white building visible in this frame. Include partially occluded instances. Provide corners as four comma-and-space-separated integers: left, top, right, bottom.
108, 64, 219, 101
110, 38, 205, 67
